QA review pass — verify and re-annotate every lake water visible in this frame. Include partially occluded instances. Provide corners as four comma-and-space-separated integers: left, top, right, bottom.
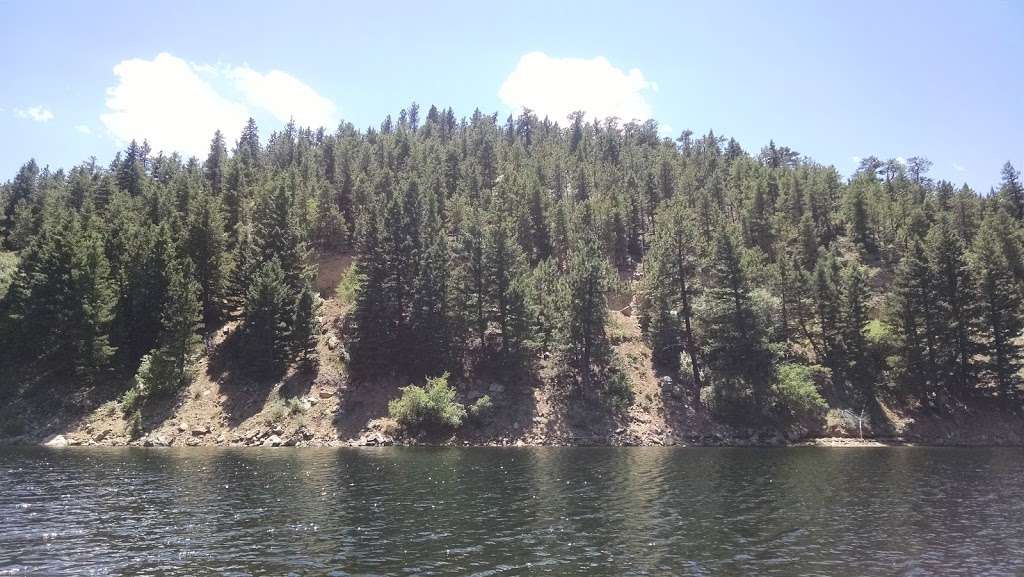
2, 447, 1023, 576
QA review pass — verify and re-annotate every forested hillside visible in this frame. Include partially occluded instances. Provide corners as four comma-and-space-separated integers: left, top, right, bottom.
2, 105, 1023, 444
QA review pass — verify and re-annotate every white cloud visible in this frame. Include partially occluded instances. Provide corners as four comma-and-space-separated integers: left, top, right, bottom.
100, 52, 338, 158
953, 162, 967, 173
229, 66, 337, 128
498, 52, 655, 123
101, 53, 249, 157
15, 106, 55, 122
895, 156, 908, 166
851, 156, 862, 164
76, 125, 92, 135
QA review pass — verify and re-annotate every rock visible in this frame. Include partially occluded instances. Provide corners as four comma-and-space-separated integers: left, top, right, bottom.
283, 436, 298, 447
191, 425, 209, 436
93, 429, 110, 442
185, 437, 200, 447
615, 427, 626, 435
533, 416, 548, 425
264, 435, 283, 447
327, 335, 340, 350
306, 396, 319, 405
142, 437, 154, 447
216, 434, 225, 444
319, 390, 334, 399
488, 383, 505, 394
177, 422, 188, 433
43, 434, 68, 448
659, 375, 674, 387
155, 434, 172, 447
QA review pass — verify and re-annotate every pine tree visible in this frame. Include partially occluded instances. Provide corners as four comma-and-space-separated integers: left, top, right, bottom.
483, 216, 531, 359
999, 162, 1024, 220
814, 252, 845, 390
292, 284, 320, 370
144, 257, 203, 394
561, 229, 611, 392
701, 229, 773, 415
204, 130, 228, 197
186, 193, 229, 326
926, 216, 977, 398
887, 238, 940, 403
409, 205, 452, 377
641, 202, 702, 391
346, 209, 393, 377
842, 263, 871, 400
970, 212, 1024, 401
242, 259, 292, 378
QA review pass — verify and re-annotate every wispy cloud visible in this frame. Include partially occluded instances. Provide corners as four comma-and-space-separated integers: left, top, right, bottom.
100, 52, 338, 158
953, 163, 967, 173
498, 52, 655, 123
15, 106, 55, 122
76, 125, 93, 135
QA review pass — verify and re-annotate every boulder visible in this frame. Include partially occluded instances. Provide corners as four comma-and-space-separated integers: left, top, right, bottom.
43, 434, 68, 448
327, 335, 340, 350
177, 422, 188, 433
264, 435, 283, 447
93, 429, 110, 442
191, 424, 209, 436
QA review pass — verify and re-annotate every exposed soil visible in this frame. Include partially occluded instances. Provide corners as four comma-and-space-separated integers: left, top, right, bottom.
4, 252, 1024, 449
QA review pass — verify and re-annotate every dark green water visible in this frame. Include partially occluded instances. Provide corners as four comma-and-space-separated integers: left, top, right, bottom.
2, 447, 1023, 576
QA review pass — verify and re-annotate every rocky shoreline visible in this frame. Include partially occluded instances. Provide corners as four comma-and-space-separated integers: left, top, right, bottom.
27, 429, 1023, 450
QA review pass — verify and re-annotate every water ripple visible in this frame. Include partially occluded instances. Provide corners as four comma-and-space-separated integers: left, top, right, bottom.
1, 447, 1023, 576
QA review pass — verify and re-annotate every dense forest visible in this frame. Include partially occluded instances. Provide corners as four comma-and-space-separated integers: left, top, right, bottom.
2, 105, 1023, 435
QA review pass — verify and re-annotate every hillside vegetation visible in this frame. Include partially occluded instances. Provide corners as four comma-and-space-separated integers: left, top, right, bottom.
1, 106, 1023, 446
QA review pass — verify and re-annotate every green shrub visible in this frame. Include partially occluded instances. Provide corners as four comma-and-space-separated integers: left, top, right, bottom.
335, 264, 362, 306
388, 373, 466, 430
126, 409, 144, 440
0, 251, 17, 301
604, 359, 634, 411
468, 395, 494, 420
771, 363, 829, 428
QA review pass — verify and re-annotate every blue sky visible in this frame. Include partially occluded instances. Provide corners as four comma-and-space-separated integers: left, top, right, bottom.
1, 0, 1021, 191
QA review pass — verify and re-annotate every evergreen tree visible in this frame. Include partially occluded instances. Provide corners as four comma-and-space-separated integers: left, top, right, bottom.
483, 217, 531, 359
926, 216, 977, 398
999, 162, 1024, 220
842, 263, 871, 400
204, 130, 228, 197
242, 259, 292, 378
292, 284, 320, 370
701, 229, 773, 414
970, 212, 1024, 401
561, 229, 611, 392
186, 193, 229, 326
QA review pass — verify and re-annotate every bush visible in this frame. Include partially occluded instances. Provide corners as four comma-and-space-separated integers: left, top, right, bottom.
335, 264, 362, 306
771, 363, 829, 429
388, 373, 466, 430
121, 350, 194, 415
468, 395, 494, 420
604, 361, 634, 411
